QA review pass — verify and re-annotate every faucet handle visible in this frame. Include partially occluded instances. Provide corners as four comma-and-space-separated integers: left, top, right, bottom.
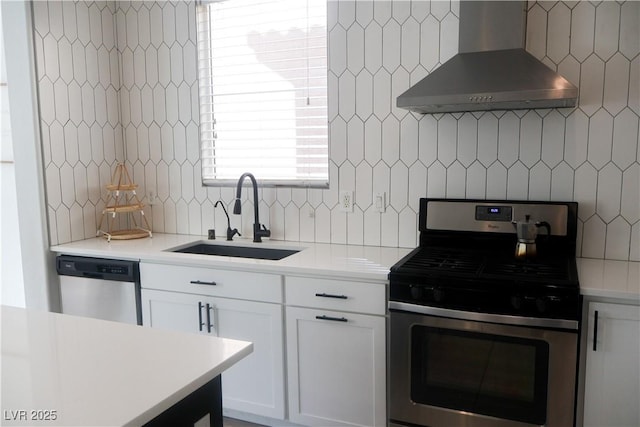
227, 227, 241, 241
253, 224, 270, 242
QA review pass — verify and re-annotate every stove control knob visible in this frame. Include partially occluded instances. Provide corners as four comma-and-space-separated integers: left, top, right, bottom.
510, 295, 523, 310
433, 287, 445, 303
536, 297, 549, 314
410, 286, 423, 300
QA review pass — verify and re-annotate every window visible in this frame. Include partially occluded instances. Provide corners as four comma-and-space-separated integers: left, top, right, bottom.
196, 0, 328, 187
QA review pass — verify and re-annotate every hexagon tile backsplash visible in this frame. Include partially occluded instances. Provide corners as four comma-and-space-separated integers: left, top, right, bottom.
34, 1, 639, 261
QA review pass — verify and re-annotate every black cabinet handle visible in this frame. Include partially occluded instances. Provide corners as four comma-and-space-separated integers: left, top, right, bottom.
198, 302, 205, 331
315, 292, 348, 299
316, 315, 348, 322
190, 280, 217, 286
205, 303, 213, 333
593, 310, 599, 351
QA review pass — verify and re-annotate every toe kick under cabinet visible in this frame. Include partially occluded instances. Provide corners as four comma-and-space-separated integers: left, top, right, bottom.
139, 262, 286, 420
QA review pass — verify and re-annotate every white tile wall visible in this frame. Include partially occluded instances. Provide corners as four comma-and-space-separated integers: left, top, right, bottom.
34, 1, 639, 261
33, 1, 124, 245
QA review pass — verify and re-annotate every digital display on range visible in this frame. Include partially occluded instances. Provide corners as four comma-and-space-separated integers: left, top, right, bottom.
475, 205, 512, 221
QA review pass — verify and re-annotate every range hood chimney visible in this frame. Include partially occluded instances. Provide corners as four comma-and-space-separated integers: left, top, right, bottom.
396, 1, 578, 114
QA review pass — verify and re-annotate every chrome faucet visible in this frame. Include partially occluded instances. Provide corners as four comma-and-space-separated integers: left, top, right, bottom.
214, 200, 240, 241
233, 173, 270, 243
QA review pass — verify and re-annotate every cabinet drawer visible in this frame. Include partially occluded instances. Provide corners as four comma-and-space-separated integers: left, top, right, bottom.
285, 276, 386, 315
141, 262, 282, 303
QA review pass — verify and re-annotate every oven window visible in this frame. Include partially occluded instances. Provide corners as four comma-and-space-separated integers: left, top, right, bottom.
411, 326, 549, 425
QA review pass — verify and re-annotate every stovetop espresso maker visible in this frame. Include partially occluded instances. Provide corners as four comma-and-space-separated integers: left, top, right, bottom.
512, 215, 551, 259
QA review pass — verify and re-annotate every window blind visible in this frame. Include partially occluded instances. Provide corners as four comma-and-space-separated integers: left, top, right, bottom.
196, 0, 329, 187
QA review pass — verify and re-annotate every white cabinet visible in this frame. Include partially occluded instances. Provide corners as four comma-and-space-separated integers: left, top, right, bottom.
214, 296, 284, 418
140, 263, 390, 426
285, 276, 387, 427
285, 276, 386, 315
140, 263, 285, 420
142, 289, 205, 334
583, 302, 640, 427
140, 262, 282, 302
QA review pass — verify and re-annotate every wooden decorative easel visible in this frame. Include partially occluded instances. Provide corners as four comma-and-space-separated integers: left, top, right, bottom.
97, 163, 152, 242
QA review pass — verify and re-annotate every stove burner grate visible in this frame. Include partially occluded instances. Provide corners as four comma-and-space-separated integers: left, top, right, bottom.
400, 248, 483, 275
396, 247, 573, 283
483, 261, 567, 280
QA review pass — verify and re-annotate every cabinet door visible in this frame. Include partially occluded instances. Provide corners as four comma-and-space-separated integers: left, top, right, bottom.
141, 289, 208, 334
584, 302, 640, 427
142, 289, 286, 419
286, 306, 386, 427
213, 298, 285, 420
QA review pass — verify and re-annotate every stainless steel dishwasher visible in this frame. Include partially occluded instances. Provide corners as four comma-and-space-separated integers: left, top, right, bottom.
56, 255, 142, 325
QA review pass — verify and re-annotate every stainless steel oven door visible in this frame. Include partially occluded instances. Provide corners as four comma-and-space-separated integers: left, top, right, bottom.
389, 302, 578, 427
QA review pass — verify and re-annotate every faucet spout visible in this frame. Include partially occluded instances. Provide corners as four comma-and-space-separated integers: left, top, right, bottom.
233, 173, 270, 242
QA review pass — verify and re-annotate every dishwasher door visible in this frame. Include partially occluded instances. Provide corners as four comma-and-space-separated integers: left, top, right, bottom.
57, 256, 141, 325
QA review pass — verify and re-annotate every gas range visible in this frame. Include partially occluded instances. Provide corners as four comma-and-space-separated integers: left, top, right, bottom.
388, 199, 582, 427
389, 199, 581, 321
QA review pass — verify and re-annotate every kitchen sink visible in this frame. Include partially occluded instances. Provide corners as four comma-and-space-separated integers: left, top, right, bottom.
170, 242, 301, 260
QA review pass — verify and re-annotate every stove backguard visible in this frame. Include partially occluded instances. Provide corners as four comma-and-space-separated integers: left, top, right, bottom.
418, 199, 578, 252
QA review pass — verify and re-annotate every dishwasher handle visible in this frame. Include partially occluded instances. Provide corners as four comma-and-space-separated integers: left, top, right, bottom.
82, 272, 106, 280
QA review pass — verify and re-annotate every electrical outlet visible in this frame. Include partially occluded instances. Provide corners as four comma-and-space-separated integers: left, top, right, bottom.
374, 192, 386, 213
339, 190, 353, 212
148, 189, 158, 206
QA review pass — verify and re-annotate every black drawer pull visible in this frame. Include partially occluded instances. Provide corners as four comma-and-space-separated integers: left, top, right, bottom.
206, 303, 213, 333
190, 280, 217, 286
315, 292, 348, 299
198, 302, 205, 331
316, 315, 348, 322
593, 310, 599, 351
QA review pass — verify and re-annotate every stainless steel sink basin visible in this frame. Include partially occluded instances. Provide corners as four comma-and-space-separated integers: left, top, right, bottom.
171, 242, 300, 260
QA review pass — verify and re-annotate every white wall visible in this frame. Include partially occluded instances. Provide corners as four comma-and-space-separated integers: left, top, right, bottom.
33, 1, 639, 261
0, 3, 25, 308
3, 0, 59, 311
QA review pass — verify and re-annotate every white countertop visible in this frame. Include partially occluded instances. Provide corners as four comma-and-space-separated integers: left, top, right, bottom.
577, 258, 640, 302
50, 234, 640, 301
50, 234, 413, 282
0, 305, 252, 426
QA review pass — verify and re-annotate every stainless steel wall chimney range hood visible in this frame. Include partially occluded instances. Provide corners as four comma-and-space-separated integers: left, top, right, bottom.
396, 1, 578, 114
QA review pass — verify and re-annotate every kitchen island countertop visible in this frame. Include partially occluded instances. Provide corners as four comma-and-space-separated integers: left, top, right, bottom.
0, 305, 252, 426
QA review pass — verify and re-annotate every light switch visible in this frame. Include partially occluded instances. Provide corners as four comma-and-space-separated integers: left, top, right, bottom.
374, 192, 386, 213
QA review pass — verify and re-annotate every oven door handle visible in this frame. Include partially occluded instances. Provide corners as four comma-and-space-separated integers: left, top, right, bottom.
388, 301, 579, 330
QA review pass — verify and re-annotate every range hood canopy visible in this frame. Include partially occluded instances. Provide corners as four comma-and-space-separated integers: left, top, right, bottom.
397, 1, 578, 114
